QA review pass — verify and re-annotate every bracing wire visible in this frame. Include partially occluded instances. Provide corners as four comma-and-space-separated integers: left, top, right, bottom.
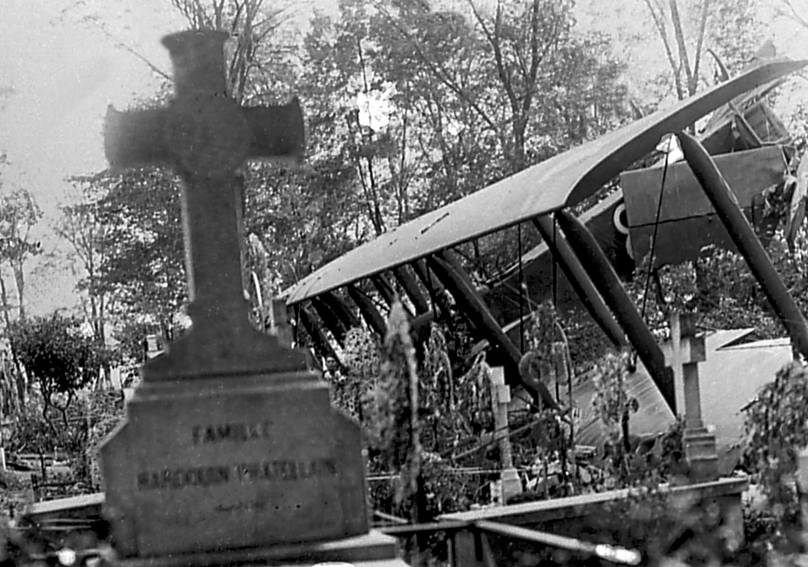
518, 223, 525, 353
634, 135, 673, 366
552, 217, 558, 311
639, 135, 673, 320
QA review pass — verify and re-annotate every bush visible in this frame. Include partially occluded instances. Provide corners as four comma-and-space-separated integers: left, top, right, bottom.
9, 314, 112, 427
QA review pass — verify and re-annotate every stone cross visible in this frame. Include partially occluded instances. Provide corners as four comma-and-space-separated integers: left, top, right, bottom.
489, 366, 521, 502
664, 312, 706, 429
104, 30, 306, 379
99, 30, 387, 563
664, 311, 718, 481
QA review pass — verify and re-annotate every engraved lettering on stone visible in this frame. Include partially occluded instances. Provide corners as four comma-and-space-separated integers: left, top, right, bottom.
136, 458, 338, 491
191, 421, 273, 444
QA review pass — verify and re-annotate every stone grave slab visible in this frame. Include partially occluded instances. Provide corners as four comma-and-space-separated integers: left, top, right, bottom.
101, 374, 368, 557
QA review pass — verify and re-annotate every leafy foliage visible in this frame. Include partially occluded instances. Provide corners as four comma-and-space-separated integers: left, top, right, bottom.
93, 167, 185, 334
51, 0, 635, 335
6, 393, 71, 454
366, 300, 422, 511
743, 362, 808, 502
57, 175, 116, 344
244, 161, 363, 290
9, 314, 111, 423
329, 326, 379, 419
592, 351, 633, 442
0, 187, 42, 321
78, 393, 125, 491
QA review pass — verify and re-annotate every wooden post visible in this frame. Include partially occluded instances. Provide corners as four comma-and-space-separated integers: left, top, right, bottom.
490, 366, 521, 503
268, 299, 293, 348
664, 311, 718, 482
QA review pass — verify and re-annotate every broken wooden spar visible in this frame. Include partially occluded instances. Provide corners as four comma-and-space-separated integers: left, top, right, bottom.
393, 266, 431, 315
532, 215, 627, 348
678, 131, 808, 359
310, 296, 349, 345
298, 304, 342, 366
371, 274, 398, 309
321, 291, 361, 330
555, 209, 676, 412
427, 252, 558, 409
347, 285, 387, 336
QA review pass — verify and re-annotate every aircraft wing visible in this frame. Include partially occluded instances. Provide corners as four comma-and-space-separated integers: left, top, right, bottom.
283, 59, 806, 304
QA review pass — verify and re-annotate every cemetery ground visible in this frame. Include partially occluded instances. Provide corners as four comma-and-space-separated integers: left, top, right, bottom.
3, 306, 808, 566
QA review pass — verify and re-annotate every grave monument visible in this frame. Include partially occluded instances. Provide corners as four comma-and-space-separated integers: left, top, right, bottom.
100, 30, 403, 565
663, 311, 719, 482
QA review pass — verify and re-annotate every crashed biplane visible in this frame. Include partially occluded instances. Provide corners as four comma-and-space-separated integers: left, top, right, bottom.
281, 57, 807, 471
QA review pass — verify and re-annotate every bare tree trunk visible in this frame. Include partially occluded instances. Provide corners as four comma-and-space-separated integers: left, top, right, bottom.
669, 0, 695, 95
0, 273, 25, 407
12, 261, 25, 321
645, 0, 712, 102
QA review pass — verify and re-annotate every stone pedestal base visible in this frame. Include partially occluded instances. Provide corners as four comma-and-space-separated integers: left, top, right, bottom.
100, 371, 368, 558
500, 468, 522, 503
113, 531, 407, 567
684, 426, 719, 482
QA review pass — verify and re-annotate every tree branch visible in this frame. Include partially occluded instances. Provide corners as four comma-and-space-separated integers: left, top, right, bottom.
669, 0, 694, 96
374, 4, 502, 135
777, 0, 808, 30
643, 0, 684, 100
690, 0, 711, 94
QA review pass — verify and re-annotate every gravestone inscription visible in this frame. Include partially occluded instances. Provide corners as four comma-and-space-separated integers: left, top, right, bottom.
99, 31, 371, 560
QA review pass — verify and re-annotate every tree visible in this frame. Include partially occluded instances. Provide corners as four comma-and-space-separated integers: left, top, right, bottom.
283, 0, 630, 288
360, 0, 629, 282
642, 0, 711, 99
93, 167, 186, 338
244, 160, 364, 290
641, 0, 763, 101
377, 0, 629, 176
0, 188, 42, 321
9, 314, 111, 427
0, 188, 42, 410
57, 174, 115, 345
297, 3, 401, 236
169, 0, 301, 103
71, 0, 631, 309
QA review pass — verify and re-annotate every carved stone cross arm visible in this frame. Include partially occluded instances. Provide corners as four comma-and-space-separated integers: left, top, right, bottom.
105, 31, 304, 173
663, 312, 706, 368
104, 99, 304, 174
